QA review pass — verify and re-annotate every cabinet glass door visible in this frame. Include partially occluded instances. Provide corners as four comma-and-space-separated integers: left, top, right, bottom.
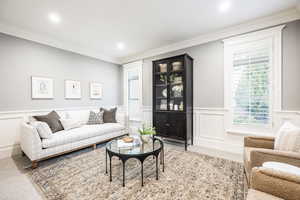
169, 60, 184, 111
154, 61, 169, 111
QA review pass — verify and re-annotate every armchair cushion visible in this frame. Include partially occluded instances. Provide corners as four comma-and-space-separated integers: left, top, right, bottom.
263, 162, 300, 176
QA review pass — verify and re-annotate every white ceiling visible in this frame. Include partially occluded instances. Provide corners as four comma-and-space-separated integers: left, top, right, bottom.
0, 0, 299, 64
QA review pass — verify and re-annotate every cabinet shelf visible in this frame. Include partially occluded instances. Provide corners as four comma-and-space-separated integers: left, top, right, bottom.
170, 69, 184, 73
155, 84, 168, 87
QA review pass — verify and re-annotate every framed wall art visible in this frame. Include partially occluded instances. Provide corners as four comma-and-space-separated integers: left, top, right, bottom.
31, 76, 54, 99
90, 82, 103, 99
65, 80, 81, 99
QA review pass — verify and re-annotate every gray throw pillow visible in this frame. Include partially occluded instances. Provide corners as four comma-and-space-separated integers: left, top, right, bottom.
33, 111, 64, 133
87, 111, 104, 125
100, 107, 117, 123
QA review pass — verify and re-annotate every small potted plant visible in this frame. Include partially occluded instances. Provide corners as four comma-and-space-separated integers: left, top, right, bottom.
138, 124, 156, 143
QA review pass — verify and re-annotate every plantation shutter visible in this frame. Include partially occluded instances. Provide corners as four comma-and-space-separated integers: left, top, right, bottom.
232, 45, 271, 126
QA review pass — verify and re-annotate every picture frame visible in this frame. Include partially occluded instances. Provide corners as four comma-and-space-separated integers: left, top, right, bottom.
65, 80, 81, 99
31, 76, 54, 99
90, 82, 103, 99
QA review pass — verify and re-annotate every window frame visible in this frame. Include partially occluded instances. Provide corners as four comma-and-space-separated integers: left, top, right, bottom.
223, 25, 284, 132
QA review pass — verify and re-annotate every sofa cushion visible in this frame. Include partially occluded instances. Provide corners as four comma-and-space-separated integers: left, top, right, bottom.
42, 123, 124, 148
247, 189, 283, 200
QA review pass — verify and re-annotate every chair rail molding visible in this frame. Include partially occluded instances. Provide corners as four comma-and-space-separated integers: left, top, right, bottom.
141, 106, 300, 159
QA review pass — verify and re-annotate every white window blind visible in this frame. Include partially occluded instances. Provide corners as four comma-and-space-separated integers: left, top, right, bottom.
232, 45, 271, 126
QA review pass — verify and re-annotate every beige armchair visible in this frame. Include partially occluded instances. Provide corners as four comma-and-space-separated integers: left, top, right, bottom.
247, 166, 300, 200
243, 136, 300, 187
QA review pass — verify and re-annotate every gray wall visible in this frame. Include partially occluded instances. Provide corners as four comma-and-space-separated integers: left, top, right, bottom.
142, 20, 300, 110
282, 20, 300, 110
0, 33, 122, 111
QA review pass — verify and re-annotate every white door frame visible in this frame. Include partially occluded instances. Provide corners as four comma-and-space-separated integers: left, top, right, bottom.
123, 60, 143, 123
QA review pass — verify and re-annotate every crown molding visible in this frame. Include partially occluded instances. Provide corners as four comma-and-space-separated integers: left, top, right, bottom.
0, 22, 121, 64
120, 8, 300, 64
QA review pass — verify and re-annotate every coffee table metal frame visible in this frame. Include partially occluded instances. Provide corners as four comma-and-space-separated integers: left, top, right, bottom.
105, 137, 164, 187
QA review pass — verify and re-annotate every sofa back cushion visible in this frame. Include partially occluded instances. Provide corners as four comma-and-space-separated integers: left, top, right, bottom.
60, 118, 82, 130
34, 111, 64, 133
275, 122, 300, 153
100, 107, 117, 123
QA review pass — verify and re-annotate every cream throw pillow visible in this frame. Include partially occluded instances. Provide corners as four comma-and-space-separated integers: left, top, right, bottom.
60, 118, 81, 131
30, 121, 53, 139
275, 122, 300, 153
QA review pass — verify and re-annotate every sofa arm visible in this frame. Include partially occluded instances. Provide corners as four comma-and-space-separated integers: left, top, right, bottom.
244, 136, 275, 149
250, 149, 300, 170
251, 167, 300, 200
20, 123, 42, 161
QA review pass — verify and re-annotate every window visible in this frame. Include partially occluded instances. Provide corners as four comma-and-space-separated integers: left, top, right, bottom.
224, 25, 284, 130
232, 43, 271, 125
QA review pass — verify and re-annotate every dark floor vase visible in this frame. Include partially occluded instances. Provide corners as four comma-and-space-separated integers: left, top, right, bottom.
152, 54, 193, 150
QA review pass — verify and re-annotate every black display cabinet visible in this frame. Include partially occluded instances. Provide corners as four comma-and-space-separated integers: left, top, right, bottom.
152, 54, 193, 150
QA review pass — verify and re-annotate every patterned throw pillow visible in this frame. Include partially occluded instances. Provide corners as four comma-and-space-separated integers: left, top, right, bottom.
87, 111, 104, 125
100, 107, 117, 123
30, 121, 53, 139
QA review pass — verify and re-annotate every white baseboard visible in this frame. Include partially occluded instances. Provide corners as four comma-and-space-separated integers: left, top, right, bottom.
0, 144, 21, 160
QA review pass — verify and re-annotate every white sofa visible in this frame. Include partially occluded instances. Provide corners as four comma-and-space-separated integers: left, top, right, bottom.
20, 109, 127, 168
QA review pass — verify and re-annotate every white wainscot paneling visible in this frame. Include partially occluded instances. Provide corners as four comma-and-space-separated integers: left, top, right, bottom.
143, 106, 300, 161
193, 108, 244, 158
0, 116, 23, 159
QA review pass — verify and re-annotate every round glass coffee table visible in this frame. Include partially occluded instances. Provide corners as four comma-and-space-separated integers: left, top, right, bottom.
105, 137, 164, 187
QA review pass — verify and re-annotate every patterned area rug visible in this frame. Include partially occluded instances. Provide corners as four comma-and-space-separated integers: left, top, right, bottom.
28, 147, 244, 200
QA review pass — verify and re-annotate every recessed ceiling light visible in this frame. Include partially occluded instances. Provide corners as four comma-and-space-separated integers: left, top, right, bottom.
117, 42, 125, 50
219, 1, 231, 13
48, 12, 61, 24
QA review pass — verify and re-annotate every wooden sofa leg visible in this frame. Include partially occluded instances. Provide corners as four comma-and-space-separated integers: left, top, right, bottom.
32, 161, 38, 169
93, 144, 97, 150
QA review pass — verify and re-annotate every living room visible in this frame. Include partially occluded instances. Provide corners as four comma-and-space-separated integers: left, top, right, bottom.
0, 0, 300, 200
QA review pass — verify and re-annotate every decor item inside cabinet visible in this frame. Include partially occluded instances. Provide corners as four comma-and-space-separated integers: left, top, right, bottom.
152, 54, 193, 150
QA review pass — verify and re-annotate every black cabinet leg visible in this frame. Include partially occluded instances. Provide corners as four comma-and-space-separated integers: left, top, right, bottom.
185, 141, 187, 151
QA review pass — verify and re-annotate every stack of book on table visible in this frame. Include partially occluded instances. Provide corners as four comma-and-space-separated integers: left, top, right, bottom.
117, 136, 140, 149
